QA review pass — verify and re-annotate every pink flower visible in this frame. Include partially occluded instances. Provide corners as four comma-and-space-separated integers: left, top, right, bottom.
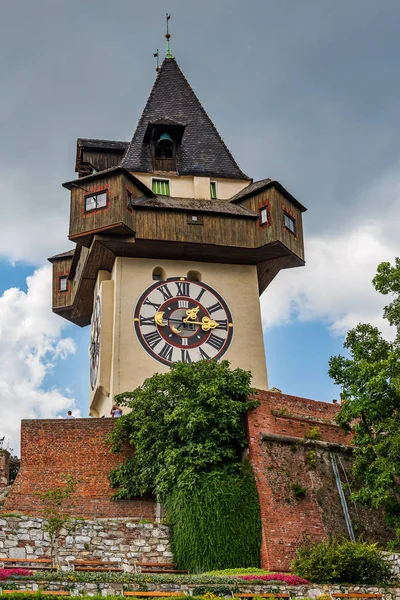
237, 574, 309, 585
0, 568, 34, 580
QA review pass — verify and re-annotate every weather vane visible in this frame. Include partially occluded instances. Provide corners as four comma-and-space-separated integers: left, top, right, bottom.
153, 49, 159, 72
165, 13, 173, 58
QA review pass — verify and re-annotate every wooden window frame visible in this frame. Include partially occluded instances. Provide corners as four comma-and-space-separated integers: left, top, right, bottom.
283, 210, 296, 236
152, 178, 170, 196
84, 189, 108, 214
59, 276, 68, 293
187, 214, 204, 225
258, 203, 271, 229
210, 181, 217, 199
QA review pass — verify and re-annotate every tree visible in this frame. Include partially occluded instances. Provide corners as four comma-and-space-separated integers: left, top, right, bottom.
108, 359, 257, 501
328, 258, 400, 540
37, 475, 78, 569
108, 360, 262, 572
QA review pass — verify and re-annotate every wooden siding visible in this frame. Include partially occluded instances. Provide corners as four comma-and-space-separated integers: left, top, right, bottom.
80, 149, 124, 175
52, 258, 74, 309
241, 186, 305, 261
69, 173, 138, 241
135, 210, 256, 248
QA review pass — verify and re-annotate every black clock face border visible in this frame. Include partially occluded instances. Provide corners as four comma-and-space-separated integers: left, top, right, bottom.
133, 277, 234, 367
89, 296, 101, 390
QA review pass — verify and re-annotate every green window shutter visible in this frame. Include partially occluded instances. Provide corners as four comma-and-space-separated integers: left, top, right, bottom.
210, 182, 217, 199
152, 179, 170, 195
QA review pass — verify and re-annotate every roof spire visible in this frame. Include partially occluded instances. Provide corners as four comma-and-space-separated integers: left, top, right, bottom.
165, 13, 174, 58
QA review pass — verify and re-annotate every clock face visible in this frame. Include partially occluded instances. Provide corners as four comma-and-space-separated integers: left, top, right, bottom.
134, 277, 233, 366
89, 296, 101, 390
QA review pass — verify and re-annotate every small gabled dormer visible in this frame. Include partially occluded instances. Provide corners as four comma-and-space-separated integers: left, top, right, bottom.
143, 120, 185, 172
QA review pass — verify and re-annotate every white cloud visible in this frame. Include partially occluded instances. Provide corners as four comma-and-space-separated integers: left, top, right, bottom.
261, 224, 397, 338
0, 265, 79, 453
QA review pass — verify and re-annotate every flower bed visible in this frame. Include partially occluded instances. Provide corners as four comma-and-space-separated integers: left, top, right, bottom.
0, 569, 33, 580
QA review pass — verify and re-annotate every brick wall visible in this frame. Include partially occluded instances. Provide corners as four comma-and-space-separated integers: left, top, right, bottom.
3, 419, 156, 519
247, 390, 352, 572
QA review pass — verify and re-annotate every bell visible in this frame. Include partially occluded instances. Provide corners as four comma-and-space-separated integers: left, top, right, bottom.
157, 132, 173, 144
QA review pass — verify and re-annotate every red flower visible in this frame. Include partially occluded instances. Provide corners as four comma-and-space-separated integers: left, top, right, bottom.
237, 574, 309, 585
0, 568, 34, 580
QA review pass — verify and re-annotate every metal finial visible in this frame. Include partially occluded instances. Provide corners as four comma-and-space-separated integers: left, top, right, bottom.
153, 49, 159, 72
165, 13, 174, 58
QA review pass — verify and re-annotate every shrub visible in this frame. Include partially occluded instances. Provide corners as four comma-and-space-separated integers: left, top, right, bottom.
238, 574, 309, 585
206, 568, 269, 575
292, 538, 392, 584
291, 481, 307, 499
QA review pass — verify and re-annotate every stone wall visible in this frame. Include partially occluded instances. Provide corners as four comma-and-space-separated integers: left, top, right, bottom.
0, 515, 171, 568
3, 419, 156, 519
247, 390, 390, 572
0, 580, 399, 599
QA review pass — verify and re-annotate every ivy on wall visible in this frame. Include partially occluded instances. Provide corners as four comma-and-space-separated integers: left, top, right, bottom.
108, 360, 261, 572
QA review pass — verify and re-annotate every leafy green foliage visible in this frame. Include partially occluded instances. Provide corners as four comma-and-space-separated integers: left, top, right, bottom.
108, 360, 260, 573
304, 426, 321, 440
109, 360, 257, 501
329, 258, 400, 538
292, 538, 392, 584
36, 476, 78, 569
291, 481, 307, 499
206, 568, 270, 575
166, 463, 261, 573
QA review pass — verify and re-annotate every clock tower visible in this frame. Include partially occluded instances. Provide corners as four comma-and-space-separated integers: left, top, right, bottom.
49, 53, 306, 417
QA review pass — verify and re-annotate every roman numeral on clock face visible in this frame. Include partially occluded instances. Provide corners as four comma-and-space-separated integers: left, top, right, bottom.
199, 347, 210, 360
143, 330, 162, 349
139, 315, 155, 326
195, 288, 206, 302
176, 281, 190, 296
159, 284, 173, 301
159, 343, 173, 362
215, 319, 228, 330
206, 301, 222, 315
144, 298, 161, 311
206, 333, 224, 351
181, 349, 192, 363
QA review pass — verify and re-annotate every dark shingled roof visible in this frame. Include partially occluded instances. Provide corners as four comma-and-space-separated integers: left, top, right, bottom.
48, 249, 75, 263
121, 58, 251, 181
131, 196, 258, 218
62, 166, 155, 197
230, 178, 307, 213
77, 138, 128, 151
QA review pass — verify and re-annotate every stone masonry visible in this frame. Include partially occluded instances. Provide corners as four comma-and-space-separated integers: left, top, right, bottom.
0, 515, 172, 569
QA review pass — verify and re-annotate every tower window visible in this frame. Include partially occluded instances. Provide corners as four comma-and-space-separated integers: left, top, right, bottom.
284, 211, 296, 235
187, 214, 203, 225
260, 207, 268, 225
152, 179, 170, 196
210, 181, 217, 199
59, 276, 68, 292
84, 190, 107, 212
152, 266, 166, 281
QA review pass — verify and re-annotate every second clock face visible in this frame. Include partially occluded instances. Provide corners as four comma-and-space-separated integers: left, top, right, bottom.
134, 277, 233, 366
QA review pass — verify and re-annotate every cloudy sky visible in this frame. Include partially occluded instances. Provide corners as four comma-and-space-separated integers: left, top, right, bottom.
1, 0, 399, 452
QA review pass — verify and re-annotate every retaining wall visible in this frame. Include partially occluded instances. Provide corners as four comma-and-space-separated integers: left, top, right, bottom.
0, 516, 171, 567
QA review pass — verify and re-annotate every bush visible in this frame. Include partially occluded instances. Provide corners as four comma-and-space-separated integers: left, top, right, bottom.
292, 538, 392, 584
206, 568, 269, 575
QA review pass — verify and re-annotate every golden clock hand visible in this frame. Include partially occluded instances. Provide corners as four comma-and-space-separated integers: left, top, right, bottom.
154, 311, 165, 326
182, 316, 219, 331
185, 306, 200, 321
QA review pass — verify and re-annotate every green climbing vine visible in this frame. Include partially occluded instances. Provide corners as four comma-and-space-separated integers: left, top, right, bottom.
108, 360, 261, 572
